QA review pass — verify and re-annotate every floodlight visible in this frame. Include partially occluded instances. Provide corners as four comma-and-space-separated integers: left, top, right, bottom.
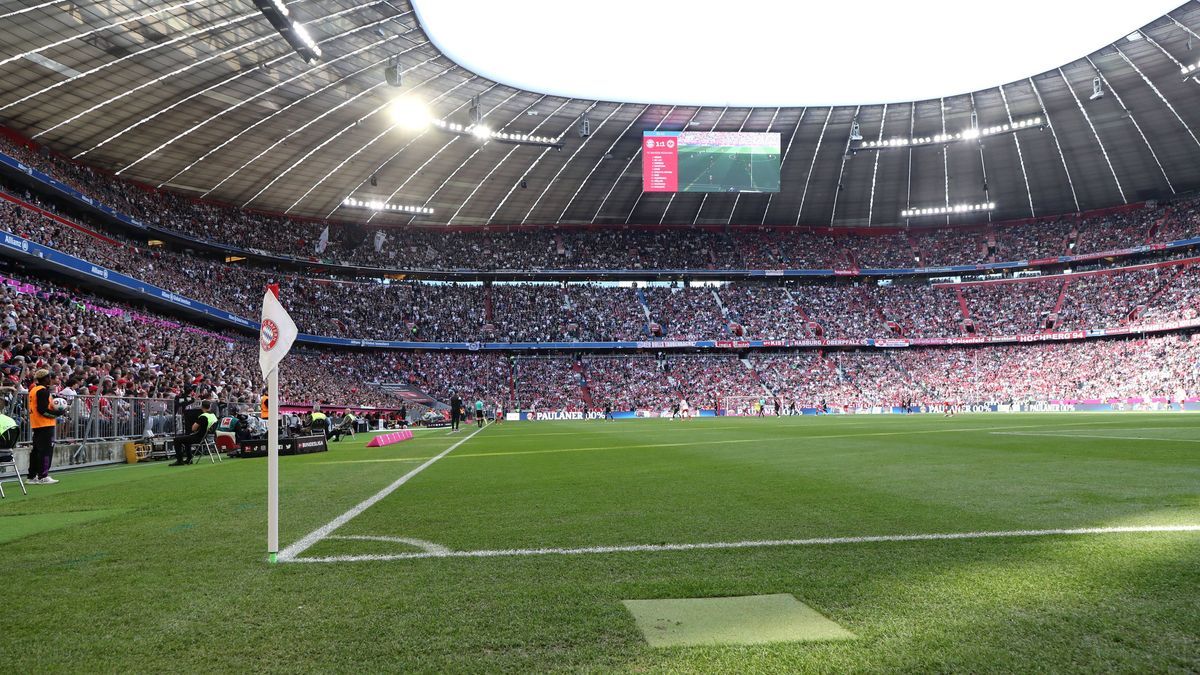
390, 97, 430, 130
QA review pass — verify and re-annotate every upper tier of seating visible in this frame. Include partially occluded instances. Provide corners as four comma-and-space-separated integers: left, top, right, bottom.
2, 132, 1198, 275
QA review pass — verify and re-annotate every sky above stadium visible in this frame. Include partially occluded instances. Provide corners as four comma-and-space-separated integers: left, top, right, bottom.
412, 0, 1186, 106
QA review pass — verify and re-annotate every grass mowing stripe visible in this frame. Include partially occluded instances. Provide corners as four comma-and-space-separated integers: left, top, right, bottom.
315, 419, 1148, 465
288, 524, 1200, 563
277, 423, 490, 562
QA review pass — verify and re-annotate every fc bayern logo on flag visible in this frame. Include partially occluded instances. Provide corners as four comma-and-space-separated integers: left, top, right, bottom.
260, 319, 280, 351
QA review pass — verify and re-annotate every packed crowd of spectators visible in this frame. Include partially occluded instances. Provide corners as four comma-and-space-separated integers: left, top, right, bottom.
1, 252, 1197, 422
513, 357, 583, 411
749, 333, 1200, 410
582, 357, 673, 411
9, 191, 1200, 343
719, 284, 809, 339
642, 287, 727, 340
583, 355, 761, 412
0, 270, 409, 416
753, 351, 897, 410
959, 279, 1061, 335
3, 133, 1199, 273
885, 334, 1200, 405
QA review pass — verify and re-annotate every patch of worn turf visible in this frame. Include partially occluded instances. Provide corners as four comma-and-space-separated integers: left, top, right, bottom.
623, 594, 855, 646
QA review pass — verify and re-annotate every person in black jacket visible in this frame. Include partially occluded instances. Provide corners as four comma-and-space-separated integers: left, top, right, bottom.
449, 393, 462, 431
171, 400, 216, 466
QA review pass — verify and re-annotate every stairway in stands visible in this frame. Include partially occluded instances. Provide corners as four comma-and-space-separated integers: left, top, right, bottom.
635, 288, 655, 336
954, 286, 975, 333
783, 287, 824, 338
740, 357, 775, 398
1125, 264, 1189, 324
371, 383, 439, 414
575, 360, 594, 407
1146, 207, 1173, 243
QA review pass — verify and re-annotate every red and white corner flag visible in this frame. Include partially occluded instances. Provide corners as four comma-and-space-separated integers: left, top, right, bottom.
259, 284, 297, 379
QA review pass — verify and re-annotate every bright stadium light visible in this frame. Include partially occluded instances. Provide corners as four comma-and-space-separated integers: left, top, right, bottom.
341, 197, 433, 215
859, 116, 1042, 150
390, 97, 431, 130
429, 117, 563, 147
901, 202, 995, 218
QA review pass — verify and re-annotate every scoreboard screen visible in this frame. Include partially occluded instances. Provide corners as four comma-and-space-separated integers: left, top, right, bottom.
642, 131, 780, 193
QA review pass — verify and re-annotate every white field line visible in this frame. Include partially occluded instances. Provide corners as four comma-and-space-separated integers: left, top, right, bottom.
326, 534, 449, 554
992, 431, 1200, 443
286, 524, 1200, 564
276, 423, 490, 562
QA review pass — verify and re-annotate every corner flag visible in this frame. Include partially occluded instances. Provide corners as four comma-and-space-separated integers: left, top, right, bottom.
260, 284, 296, 563
259, 285, 297, 379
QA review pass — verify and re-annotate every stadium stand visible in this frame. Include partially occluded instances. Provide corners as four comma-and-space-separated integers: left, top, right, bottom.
3, 133, 1199, 275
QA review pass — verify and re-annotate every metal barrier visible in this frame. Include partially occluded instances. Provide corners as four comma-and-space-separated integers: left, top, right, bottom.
4, 395, 188, 446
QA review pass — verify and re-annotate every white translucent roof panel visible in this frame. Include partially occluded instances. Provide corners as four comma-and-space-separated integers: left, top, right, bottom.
413, 0, 1185, 106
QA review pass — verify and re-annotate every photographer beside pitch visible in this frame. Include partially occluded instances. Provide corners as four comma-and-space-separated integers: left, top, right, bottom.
27, 369, 67, 484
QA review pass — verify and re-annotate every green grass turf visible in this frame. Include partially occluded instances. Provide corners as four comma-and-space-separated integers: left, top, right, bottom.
2, 414, 1200, 671
678, 147, 780, 192
0, 509, 128, 544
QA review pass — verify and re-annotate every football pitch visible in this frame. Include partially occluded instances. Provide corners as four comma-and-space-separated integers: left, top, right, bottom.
3, 414, 1200, 671
679, 145, 780, 192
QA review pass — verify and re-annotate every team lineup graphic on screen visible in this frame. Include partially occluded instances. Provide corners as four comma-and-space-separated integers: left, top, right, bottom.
643, 131, 780, 193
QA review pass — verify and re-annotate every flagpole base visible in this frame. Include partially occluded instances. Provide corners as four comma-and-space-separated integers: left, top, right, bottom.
269, 552, 278, 564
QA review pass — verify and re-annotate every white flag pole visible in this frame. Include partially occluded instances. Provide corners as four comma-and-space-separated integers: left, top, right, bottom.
260, 284, 295, 563
267, 366, 280, 562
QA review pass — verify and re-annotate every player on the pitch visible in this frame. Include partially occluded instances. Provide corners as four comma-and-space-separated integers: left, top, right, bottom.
679, 397, 690, 420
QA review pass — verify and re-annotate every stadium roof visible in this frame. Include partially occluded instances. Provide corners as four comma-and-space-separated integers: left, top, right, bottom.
415, 0, 1182, 107
1, 0, 1200, 228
